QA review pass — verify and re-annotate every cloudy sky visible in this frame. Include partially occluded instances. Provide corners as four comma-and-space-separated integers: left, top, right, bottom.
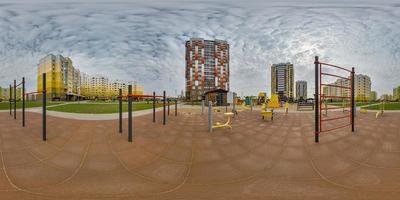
0, 0, 399, 96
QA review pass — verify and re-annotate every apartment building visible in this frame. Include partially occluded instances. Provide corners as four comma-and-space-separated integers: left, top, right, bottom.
38, 54, 144, 100
185, 38, 230, 101
296, 80, 307, 101
271, 63, 294, 101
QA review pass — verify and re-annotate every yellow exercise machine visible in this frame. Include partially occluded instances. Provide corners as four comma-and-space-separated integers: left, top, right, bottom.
376, 101, 384, 118
261, 103, 273, 120
208, 100, 234, 132
212, 112, 234, 129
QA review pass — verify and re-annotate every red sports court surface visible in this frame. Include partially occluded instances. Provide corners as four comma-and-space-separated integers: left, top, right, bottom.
0, 110, 399, 199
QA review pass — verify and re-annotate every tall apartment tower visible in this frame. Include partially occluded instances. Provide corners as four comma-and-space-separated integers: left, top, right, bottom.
38, 54, 81, 100
354, 74, 371, 102
185, 38, 230, 101
271, 63, 294, 101
296, 80, 307, 101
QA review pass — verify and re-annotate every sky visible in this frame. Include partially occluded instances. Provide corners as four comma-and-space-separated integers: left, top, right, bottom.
0, 0, 399, 97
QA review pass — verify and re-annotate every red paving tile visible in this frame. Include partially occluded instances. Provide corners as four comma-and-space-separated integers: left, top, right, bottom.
0, 109, 400, 199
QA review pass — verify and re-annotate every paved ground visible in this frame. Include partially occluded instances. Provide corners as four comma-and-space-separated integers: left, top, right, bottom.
0, 109, 399, 199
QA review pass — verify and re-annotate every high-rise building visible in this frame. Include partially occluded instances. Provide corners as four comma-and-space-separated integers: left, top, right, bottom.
0, 87, 22, 101
89, 75, 109, 99
296, 80, 307, 101
37, 54, 144, 100
354, 74, 371, 102
370, 91, 377, 101
271, 63, 294, 101
185, 38, 230, 101
38, 54, 67, 100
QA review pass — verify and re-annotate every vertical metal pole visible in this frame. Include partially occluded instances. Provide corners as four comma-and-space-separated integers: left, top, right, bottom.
42, 73, 46, 141
163, 91, 166, 125
351, 67, 355, 132
128, 85, 132, 142
201, 100, 204, 115
250, 97, 253, 112
208, 101, 212, 133
314, 56, 319, 143
14, 79, 16, 119
118, 89, 122, 133
225, 94, 228, 112
232, 93, 236, 113
9, 84, 12, 116
153, 91, 156, 123
22, 77, 25, 127
167, 99, 170, 116
175, 100, 177, 116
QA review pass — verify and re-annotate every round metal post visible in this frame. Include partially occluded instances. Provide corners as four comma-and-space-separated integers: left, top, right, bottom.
175, 100, 177, 116
42, 73, 46, 141
9, 84, 12, 116
201, 100, 205, 115
351, 67, 355, 132
208, 101, 212, 133
128, 85, 132, 142
118, 89, 122, 133
14, 79, 16, 120
167, 99, 170, 116
22, 77, 25, 127
314, 56, 319, 143
163, 91, 166, 125
153, 91, 156, 123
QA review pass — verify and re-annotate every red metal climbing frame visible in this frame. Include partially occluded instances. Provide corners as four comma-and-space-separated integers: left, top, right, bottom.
314, 56, 355, 143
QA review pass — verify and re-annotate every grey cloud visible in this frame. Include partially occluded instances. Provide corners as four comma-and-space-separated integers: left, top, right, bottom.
0, 0, 399, 97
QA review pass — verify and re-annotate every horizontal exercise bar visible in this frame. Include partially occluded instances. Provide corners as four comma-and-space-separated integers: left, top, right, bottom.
321, 114, 350, 122
320, 106, 350, 110
319, 62, 352, 73
15, 82, 23, 87
321, 95, 351, 99
118, 94, 164, 98
321, 72, 351, 80
320, 123, 351, 133
320, 83, 351, 90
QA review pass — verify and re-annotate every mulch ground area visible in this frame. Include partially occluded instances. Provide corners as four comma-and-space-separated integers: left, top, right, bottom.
0, 110, 399, 199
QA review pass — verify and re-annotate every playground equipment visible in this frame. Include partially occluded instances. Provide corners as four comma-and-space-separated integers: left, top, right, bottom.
315, 56, 355, 143
260, 103, 273, 120
118, 90, 178, 142
268, 95, 280, 109
257, 92, 267, 105
375, 101, 384, 118
9, 74, 47, 141
208, 101, 234, 132
285, 102, 289, 114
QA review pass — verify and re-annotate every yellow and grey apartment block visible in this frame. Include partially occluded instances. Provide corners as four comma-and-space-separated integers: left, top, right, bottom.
37, 54, 143, 100
0, 87, 22, 101
321, 74, 372, 102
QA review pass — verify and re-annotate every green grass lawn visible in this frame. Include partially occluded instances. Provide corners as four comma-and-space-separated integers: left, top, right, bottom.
47, 102, 164, 114
362, 102, 400, 110
0, 101, 63, 110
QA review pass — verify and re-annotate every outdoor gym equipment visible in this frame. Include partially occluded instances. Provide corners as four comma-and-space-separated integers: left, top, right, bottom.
285, 102, 289, 114
260, 103, 273, 121
208, 101, 234, 132
117, 90, 178, 142
375, 101, 384, 118
9, 74, 47, 141
314, 56, 355, 143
